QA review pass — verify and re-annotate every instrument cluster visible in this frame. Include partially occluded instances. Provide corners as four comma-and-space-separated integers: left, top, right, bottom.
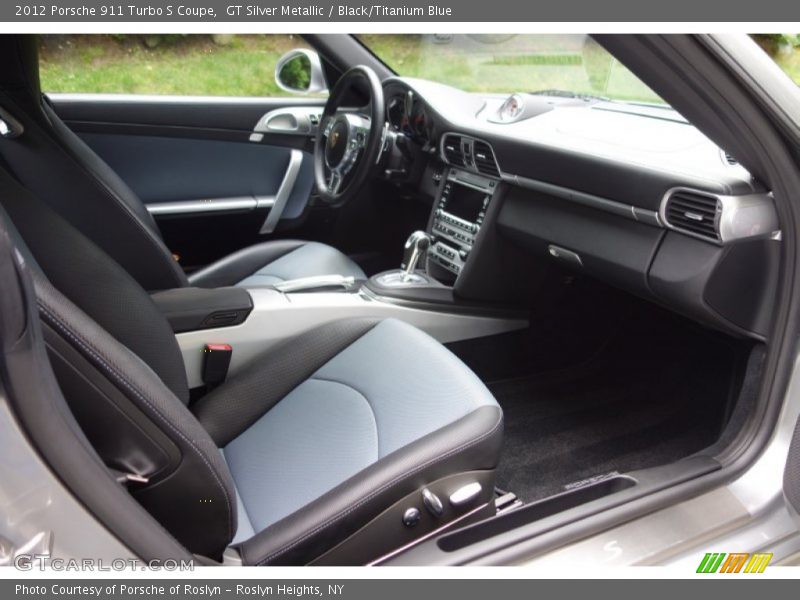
386, 90, 433, 146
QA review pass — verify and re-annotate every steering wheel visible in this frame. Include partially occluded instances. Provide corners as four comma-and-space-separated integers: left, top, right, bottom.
314, 65, 385, 203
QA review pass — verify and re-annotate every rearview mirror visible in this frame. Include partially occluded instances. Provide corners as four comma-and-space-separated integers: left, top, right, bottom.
275, 49, 329, 95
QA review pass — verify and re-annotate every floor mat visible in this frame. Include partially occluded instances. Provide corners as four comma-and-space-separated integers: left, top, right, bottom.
490, 327, 742, 503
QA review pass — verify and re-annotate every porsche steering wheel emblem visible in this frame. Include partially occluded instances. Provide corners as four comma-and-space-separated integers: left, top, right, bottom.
330, 131, 340, 148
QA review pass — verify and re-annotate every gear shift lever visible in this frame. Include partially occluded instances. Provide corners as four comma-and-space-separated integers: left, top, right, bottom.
371, 230, 436, 289
401, 230, 431, 281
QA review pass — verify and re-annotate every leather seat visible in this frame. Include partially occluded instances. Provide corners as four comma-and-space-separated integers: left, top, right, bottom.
186, 240, 365, 288
0, 166, 503, 564
0, 37, 364, 291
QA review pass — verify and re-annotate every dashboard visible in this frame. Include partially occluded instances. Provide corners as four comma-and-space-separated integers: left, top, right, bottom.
378, 77, 781, 340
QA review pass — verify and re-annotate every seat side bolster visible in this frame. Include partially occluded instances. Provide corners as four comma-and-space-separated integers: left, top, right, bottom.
34, 272, 237, 559
187, 239, 307, 288
238, 404, 503, 566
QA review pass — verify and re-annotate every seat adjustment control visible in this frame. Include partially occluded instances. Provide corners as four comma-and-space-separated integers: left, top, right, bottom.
449, 482, 483, 507
421, 487, 443, 517
402, 507, 421, 527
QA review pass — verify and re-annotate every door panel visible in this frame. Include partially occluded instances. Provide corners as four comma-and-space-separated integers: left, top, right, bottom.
49, 94, 324, 270
76, 133, 314, 221
787, 416, 800, 526
50, 94, 325, 135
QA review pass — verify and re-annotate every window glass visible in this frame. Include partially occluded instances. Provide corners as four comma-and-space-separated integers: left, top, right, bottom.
751, 34, 800, 84
356, 34, 665, 104
39, 34, 321, 96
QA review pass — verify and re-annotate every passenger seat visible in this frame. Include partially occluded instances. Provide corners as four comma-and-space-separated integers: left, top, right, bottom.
0, 165, 503, 564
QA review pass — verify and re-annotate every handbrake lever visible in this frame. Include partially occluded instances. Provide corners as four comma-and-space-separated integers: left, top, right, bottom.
272, 275, 357, 294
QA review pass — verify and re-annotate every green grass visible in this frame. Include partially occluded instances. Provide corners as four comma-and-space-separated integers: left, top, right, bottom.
39, 34, 309, 96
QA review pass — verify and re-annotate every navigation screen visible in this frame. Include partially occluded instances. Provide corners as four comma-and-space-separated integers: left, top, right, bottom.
446, 184, 486, 223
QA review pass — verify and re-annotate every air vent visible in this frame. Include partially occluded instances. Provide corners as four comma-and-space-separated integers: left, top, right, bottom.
473, 141, 500, 178
442, 135, 466, 167
721, 150, 738, 166
663, 189, 721, 242
441, 134, 502, 179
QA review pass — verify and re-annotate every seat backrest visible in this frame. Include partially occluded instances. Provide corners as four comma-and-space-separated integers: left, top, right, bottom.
0, 36, 188, 291
0, 165, 190, 402
0, 165, 235, 559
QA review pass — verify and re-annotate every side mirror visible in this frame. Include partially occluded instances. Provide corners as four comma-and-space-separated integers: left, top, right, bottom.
275, 49, 329, 95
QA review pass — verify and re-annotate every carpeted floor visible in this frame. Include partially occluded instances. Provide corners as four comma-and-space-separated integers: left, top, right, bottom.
448, 278, 754, 503
478, 291, 746, 502
490, 354, 732, 502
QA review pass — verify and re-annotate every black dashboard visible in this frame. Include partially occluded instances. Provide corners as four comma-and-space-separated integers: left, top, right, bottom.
378, 77, 781, 340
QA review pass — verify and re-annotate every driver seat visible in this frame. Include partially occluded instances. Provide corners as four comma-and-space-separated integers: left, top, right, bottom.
0, 36, 365, 291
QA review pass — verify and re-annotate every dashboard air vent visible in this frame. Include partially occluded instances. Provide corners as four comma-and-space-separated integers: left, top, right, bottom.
722, 150, 738, 166
663, 189, 721, 242
473, 141, 501, 178
442, 135, 466, 167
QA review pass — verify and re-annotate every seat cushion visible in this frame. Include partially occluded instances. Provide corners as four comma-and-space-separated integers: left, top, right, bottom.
210, 318, 502, 564
187, 240, 366, 289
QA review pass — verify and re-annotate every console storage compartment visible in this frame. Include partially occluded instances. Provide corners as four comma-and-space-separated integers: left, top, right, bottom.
151, 286, 253, 333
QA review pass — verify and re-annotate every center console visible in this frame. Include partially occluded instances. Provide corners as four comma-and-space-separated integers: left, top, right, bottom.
428, 168, 499, 278
365, 165, 502, 303
174, 287, 527, 388
167, 153, 526, 388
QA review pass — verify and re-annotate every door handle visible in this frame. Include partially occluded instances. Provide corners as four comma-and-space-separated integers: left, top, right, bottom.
253, 106, 323, 137
259, 149, 304, 234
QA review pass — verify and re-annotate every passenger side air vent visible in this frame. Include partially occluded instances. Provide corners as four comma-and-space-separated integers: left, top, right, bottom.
442, 135, 466, 167
663, 189, 721, 242
473, 141, 501, 178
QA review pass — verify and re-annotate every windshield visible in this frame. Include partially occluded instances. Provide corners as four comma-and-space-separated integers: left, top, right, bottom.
356, 34, 665, 104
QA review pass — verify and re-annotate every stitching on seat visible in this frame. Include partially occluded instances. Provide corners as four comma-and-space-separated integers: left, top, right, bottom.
38, 300, 234, 543
317, 320, 487, 411
251, 410, 503, 565
308, 376, 380, 460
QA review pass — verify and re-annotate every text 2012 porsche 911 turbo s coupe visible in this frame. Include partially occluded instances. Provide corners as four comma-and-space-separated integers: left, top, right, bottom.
1, 33, 800, 567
